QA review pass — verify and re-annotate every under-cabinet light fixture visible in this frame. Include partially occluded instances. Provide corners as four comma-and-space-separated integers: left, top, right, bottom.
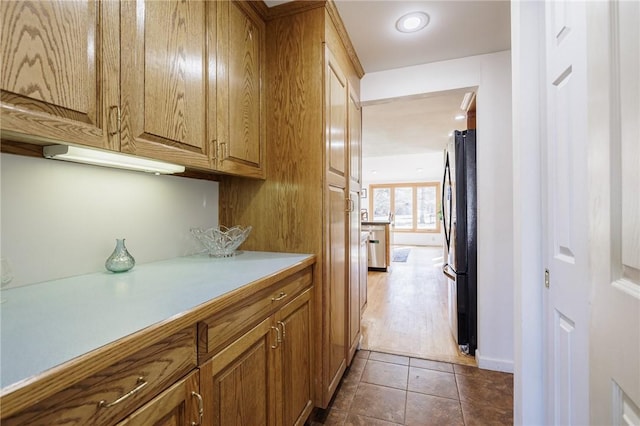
43, 145, 186, 175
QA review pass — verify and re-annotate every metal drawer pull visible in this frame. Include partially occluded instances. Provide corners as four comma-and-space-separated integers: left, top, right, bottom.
98, 377, 147, 408
271, 291, 287, 302
277, 320, 286, 340
191, 391, 204, 426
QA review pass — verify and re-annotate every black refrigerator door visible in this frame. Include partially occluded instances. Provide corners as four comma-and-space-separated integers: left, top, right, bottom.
454, 129, 477, 355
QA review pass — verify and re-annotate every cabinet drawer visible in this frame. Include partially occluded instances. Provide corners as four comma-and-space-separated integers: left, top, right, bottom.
4, 327, 197, 426
198, 267, 312, 361
115, 369, 201, 426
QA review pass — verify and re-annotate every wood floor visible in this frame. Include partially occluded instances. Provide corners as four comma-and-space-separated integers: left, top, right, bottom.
360, 245, 476, 366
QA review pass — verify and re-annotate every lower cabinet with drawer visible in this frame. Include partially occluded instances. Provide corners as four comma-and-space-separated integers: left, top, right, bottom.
3, 327, 198, 426
1, 262, 315, 426
199, 287, 313, 426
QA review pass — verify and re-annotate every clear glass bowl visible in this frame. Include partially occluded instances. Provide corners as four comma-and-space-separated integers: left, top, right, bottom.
190, 225, 252, 257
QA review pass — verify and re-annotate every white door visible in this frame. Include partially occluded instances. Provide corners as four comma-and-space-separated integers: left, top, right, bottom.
588, 1, 640, 424
543, 1, 590, 424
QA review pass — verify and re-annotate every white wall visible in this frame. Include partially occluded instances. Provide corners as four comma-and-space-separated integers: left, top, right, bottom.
363, 152, 444, 184
362, 50, 514, 372
0, 153, 218, 287
393, 232, 443, 247
362, 152, 444, 246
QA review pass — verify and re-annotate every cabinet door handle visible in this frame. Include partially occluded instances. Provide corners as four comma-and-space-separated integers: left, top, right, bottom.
219, 142, 227, 160
270, 325, 281, 349
345, 198, 355, 212
108, 105, 120, 137
98, 376, 147, 408
211, 140, 218, 162
271, 291, 287, 302
191, 391, 204, 426
277, 320, 286, 340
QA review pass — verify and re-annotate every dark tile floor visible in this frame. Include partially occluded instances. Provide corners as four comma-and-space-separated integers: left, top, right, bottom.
310, 350, 513, 426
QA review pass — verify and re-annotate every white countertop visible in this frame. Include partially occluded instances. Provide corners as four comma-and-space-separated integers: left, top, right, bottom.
0, 251, 313, 390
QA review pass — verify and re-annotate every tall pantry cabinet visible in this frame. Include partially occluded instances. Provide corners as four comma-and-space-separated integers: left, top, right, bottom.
219, 1, 364, 408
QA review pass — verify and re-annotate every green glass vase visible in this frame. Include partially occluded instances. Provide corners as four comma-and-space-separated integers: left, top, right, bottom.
105, 239, 135, 273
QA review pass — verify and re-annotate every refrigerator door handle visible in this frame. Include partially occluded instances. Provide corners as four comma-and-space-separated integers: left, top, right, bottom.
443, 263, 456, 280
442, 173, 447, 248
442, 153, 451, 251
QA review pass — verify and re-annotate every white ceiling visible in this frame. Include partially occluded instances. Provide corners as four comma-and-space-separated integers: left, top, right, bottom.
362, 87, 475, 157
333, 0, 511, 73
265, 1, 511, 159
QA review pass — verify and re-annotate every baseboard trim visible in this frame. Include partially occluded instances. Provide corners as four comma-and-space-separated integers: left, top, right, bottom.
475, 349, 514, 373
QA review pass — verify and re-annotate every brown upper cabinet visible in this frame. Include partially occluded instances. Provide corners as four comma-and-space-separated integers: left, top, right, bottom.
119, 0, 212, 170
215, 1, 266, 178
348, 90, 362, 190
0, 0, 120, 151
1, 0, 265, 179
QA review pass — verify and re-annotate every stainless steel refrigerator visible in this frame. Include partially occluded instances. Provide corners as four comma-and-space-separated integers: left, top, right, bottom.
442, 129, 477, 356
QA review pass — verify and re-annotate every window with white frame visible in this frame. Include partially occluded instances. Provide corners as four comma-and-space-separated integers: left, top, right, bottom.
369, 182, 441, 233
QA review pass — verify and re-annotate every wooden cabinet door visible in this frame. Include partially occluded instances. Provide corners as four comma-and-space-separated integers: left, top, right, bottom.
0, 0, 119, 150
326, 48, 348, 182
347, 189, 361, 365
116, 370, 201, 426
360, 235, 368, 312
200, 318, 276, 426
215, 1, 265, 178
325, 184, 348, 402
323, 45, 349, 404
120, 0, 211, 169
348, 91, 362, 189
276, 289, 313, 426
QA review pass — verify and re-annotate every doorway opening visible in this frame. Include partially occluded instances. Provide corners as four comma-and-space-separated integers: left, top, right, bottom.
359, 87, 478, 366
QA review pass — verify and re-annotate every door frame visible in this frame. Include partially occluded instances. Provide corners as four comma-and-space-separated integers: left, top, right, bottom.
511, 1, 545, 424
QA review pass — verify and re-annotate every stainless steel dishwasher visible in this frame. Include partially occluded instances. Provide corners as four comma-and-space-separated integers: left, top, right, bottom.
365, 224, 387, 271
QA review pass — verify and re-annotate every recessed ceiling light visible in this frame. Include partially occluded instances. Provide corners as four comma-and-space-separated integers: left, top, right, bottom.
395, 12, 430, 33
454, 114, 466, 120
